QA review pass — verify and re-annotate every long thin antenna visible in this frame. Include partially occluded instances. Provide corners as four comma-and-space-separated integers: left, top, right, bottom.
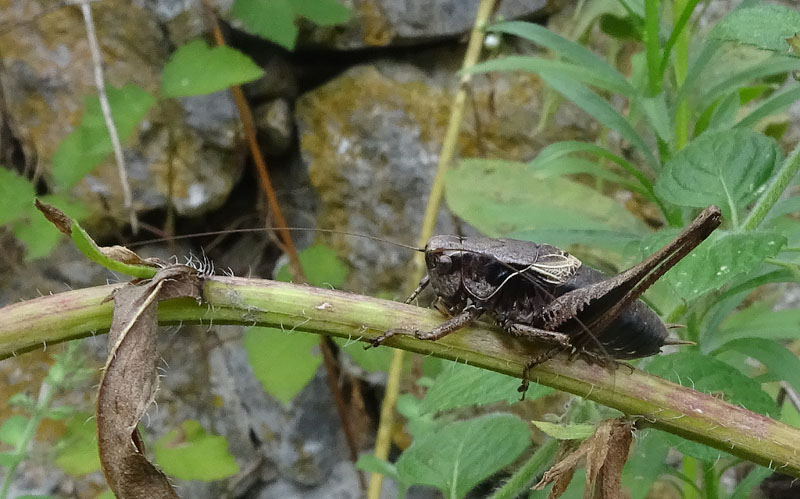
126, 227, 424, 252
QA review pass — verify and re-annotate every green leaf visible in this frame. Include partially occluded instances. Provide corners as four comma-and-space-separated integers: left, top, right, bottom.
705, 91, 739, 132
700, 56, 800, 106
0, 415, 28, 447
729, 465, 773, 499
508, 228, 643, 258
395, 413, 530, 498
52, 84, 154, 189
335, 336, 394, 373
647, 352, 777, 461
737, 85, 800, 129
0, 451, 20, 467
537, 72, 657, 168
54, 416, 101, 476
288, 0, 352, 26
70, 220, 158, 278
0, 168, 35, 226
711, 4, 800, 54
655, 129, 782, 224
355, 454, 399, 481
622, 429, 670, 499
465, 56, 636, 97
162, 40, 264, 97
488, 21, 633, 97
599, 13, 641, 41
154, 420, 239, 481
13, 215, 65, 261
705, 303, 800, 353
275, 243, 348, 288
243, 327, 321, 405
531, 421, 595, 440
232, 0, 297, 50
419, 362, 552, 415
639, 94, 673, 143
445, 159, 649, 237
717, 338, 800, 395
638, 230, 786, 301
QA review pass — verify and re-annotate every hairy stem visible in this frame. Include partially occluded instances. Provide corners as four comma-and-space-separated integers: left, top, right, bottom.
2, 276, 800, 477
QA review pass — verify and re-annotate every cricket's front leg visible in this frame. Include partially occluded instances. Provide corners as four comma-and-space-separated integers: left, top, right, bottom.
366, 306, 483, 348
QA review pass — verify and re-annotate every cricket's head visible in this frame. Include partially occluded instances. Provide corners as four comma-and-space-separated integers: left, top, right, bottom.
423, 235, 467, 301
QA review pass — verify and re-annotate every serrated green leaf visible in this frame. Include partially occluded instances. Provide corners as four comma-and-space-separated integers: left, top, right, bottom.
0, 415, 28, 447
54, 416, 100, 476
711, 4, 800, 54
154, 420, 239, 481
289, 0, 352, 26
445, 159, 648, 237
243, 327, 321, 405
232, 0, 297, 50
647, 352, 777, 460
638, 229, 785, 301
705, 303, 800, 353
655, 130, 782, 224
0, 168, 35, 226
717, 338, 800, 395
275, 243, 348, 288
52, 84, 154, 189
531, 421, 594, 440
419, 362, 552, 415
395, 413, 530, 497
162, 40, 264, 97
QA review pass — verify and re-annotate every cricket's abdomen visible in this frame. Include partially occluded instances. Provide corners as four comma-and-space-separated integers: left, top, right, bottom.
558, 266, 669, 359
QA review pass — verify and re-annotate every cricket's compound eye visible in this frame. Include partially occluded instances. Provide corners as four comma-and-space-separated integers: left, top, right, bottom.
429, 254, 453, 273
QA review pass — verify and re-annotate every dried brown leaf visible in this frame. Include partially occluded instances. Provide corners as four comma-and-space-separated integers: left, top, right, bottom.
593, 421, 633, 499
97, 265, 203, 499
534, 441, 587, 497
533, 419, 634, 499
100, 245, 161, 267
34, 198, 72, 235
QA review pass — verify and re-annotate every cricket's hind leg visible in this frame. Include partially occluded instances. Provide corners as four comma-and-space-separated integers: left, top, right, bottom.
366, 306, 483, 348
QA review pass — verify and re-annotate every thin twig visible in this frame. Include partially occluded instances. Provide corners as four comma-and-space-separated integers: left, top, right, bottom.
77, 0, 138, 233
368, 0, 498, 496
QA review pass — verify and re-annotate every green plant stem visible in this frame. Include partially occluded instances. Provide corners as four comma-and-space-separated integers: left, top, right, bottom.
0, 381, 56, 499
644, 0, 662, 95
490, 439, 558, 499
742, 140, 800, 231
369, 0, 497, 496
702, 460, 718, 499
683, 456, 699, 499
673, 0, 692, 149
4, 277, 800, 477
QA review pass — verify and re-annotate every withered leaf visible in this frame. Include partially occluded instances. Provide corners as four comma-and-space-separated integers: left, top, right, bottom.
533, 419, 634, 499
97, 265, 203, 499
34, 198, 72, 235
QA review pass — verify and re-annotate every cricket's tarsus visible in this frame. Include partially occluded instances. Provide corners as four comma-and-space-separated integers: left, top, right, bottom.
367, 205, 722, 399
